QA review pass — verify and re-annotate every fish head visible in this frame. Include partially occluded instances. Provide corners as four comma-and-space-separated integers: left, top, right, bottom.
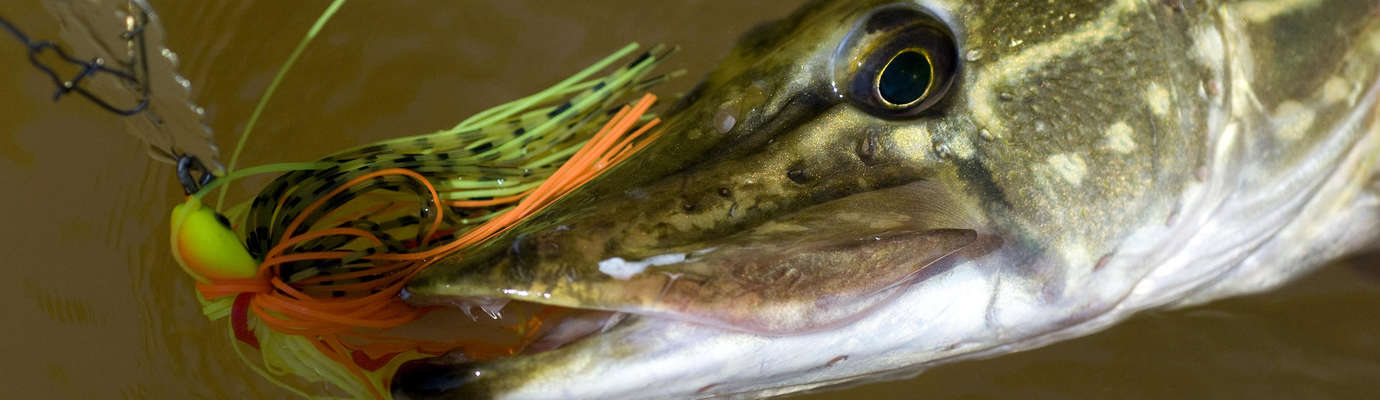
394, 0, 1221, 398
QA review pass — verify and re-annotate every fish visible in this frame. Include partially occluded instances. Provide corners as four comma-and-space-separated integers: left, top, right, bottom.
392, 0, 1380, 398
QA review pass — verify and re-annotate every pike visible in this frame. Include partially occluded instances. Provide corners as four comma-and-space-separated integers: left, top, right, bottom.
394, 0, 1380, 398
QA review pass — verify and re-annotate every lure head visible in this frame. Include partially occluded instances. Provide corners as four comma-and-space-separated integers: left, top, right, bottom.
170, 198, 259, 282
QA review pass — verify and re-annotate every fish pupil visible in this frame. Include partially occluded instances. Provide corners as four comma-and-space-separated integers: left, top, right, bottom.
877, 49, 932, 106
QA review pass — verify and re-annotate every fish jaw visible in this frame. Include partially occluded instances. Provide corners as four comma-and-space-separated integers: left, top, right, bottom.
393, 258, 1004, 400
392, 240, 1166, 400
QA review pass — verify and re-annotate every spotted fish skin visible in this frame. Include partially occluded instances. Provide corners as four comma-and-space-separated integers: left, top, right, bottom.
395, 0, 1380, 399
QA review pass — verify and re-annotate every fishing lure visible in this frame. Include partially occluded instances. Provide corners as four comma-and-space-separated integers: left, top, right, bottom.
165, 4, 675, 397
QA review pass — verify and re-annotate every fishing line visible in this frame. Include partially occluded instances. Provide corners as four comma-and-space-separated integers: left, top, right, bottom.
216, 0, 349, 210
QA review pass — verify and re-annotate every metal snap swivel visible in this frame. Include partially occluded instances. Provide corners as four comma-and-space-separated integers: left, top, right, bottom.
177, 155, 216, 195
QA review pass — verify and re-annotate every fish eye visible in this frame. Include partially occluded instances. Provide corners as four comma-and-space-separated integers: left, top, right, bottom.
836, 6, 957, 118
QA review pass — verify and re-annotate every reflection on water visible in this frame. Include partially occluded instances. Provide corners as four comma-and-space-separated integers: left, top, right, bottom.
0, 1, 1375, 398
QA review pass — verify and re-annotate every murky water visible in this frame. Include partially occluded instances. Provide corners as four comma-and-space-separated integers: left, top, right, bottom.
0, 1, 1375, 398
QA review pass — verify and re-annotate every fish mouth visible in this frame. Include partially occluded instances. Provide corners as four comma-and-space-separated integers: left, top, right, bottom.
390, 181, 986, 399
402, 179, 981, 331
391, 83, 989, 397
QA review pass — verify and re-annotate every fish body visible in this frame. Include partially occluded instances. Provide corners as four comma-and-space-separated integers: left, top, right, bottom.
396, 0, 1380, 398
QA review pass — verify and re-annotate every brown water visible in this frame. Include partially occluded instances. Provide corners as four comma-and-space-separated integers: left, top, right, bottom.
0, 1, 1376, 398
